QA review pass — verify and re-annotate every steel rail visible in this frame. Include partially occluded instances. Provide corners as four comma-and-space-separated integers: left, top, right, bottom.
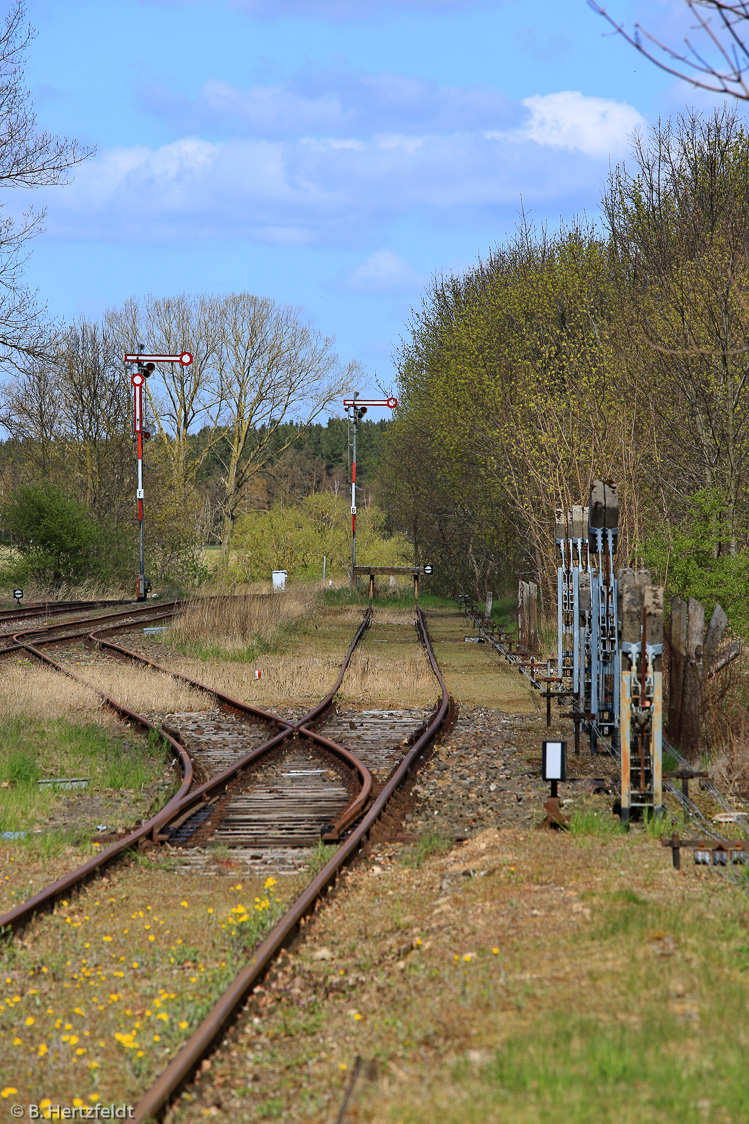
0, 601, 184, 657
0, 645, 195, 935
0, 599, 131, 626
89, 609, 374, 839
0, 608, 374, 934
133, 606, 449, 1123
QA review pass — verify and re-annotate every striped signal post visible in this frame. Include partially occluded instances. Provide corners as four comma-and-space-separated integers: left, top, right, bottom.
342, 394, 398, 583
125, 351, 193, 600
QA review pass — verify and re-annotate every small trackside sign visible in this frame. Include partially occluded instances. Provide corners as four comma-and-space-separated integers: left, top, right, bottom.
13, 588, 23, 600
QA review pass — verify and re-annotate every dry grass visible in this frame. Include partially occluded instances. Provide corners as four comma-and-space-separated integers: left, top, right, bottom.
0, 662, 114, 725
165, 652, 345, 708
339, 647, 437, 706
73, 662, 212, 715
169, 587, 320, 660
0, 659, 212, 726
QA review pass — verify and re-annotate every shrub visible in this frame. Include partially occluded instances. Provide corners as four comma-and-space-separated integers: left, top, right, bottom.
0, 482, 133, 589
230, 493, 411, 582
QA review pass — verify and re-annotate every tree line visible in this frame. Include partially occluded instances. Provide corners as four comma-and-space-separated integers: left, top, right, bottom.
0, 295, 393, 588
380, 107, 749, 630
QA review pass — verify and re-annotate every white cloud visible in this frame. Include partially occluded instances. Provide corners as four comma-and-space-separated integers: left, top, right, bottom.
518, 91, 646, 158
344, 250, 426, 294
31, 87, 646, 247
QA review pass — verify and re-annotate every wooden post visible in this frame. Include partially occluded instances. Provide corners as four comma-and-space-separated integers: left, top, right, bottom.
681, 596, 705, 759
414, 573, 419, 600
485, 591, 493, 620
668, 597, 687, 744
517, 581, 527, 647
528, 581, 538, 652
368, 573, 374, 600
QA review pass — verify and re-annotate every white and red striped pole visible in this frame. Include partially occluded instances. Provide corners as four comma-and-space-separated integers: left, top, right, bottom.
125, 351, 193, 600
343, 394, 397, 584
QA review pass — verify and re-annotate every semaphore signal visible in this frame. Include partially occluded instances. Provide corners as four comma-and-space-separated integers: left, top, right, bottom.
343, 393, 398, 581
126, 350, 193, 600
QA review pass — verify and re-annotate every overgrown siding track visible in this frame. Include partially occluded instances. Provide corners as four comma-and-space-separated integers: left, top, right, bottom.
0, 599, 450, 1120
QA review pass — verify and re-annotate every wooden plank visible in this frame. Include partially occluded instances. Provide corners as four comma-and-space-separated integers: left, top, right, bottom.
704, 603, 728, 668
353, 565, 427, 576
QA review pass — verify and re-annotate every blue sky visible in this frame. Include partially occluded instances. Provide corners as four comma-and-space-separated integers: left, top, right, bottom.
15, 0, 731, 415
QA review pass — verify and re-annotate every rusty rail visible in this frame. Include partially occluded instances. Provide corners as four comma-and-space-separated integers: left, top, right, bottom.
0, 605, 373, 934
133, 606, 448, 1122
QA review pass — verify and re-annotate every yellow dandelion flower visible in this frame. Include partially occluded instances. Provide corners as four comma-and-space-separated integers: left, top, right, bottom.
178, 1021, 188, 1029
25, 1016, 35, 1026
153, 1034, 161, 1042
76, 1048, 86, 1056
339, 1063, 347, 1071
1, 1088, 18, 1099
180, 901, 188, 908
69, 1035, 79, 1046
353, 1013, 362, 1021
89, 1094, 100, 1101
463, 954, 472, 963
73, 1099, 83, 1108
37, 1043, 48, 1057
492, 947, 500, 955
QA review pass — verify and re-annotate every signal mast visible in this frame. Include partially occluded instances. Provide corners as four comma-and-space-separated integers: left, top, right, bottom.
124, 349, 193, 600
342, 393, 397, 580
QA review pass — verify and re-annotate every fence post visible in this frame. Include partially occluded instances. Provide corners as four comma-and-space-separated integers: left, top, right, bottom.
528, 581, 538, 652
668, 597, 687, 744
681, 597, 705, 759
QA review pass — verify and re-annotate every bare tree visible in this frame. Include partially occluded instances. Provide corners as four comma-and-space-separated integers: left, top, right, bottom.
213, 294, 355, 553
0, 2, 93, 375
591, 1, 749, 100
105, 294, 223, 488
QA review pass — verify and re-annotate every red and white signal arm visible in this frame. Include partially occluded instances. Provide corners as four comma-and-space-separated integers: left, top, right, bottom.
343, 396, 397, 408
125, 352, 193, 366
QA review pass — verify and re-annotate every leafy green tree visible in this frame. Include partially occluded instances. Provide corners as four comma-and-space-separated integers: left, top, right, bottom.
1, 482, 132, 588
642, 487, 749, 635
230, 494, 410, 582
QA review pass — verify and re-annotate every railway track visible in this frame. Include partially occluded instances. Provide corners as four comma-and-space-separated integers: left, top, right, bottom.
0, 598, 449, 1120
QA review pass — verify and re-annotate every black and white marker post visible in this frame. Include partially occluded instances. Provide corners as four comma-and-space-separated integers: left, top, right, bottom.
124, 350, 193, 601
342, 393, 397, 582
540, 738, 569, 829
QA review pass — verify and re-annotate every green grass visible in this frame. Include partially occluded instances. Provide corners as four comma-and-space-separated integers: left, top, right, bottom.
0, 718, 171, 837
568, 803, 626, 837
400, 827, 453, 868
307, 839, 338, 874
394, 891, 749, 1124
